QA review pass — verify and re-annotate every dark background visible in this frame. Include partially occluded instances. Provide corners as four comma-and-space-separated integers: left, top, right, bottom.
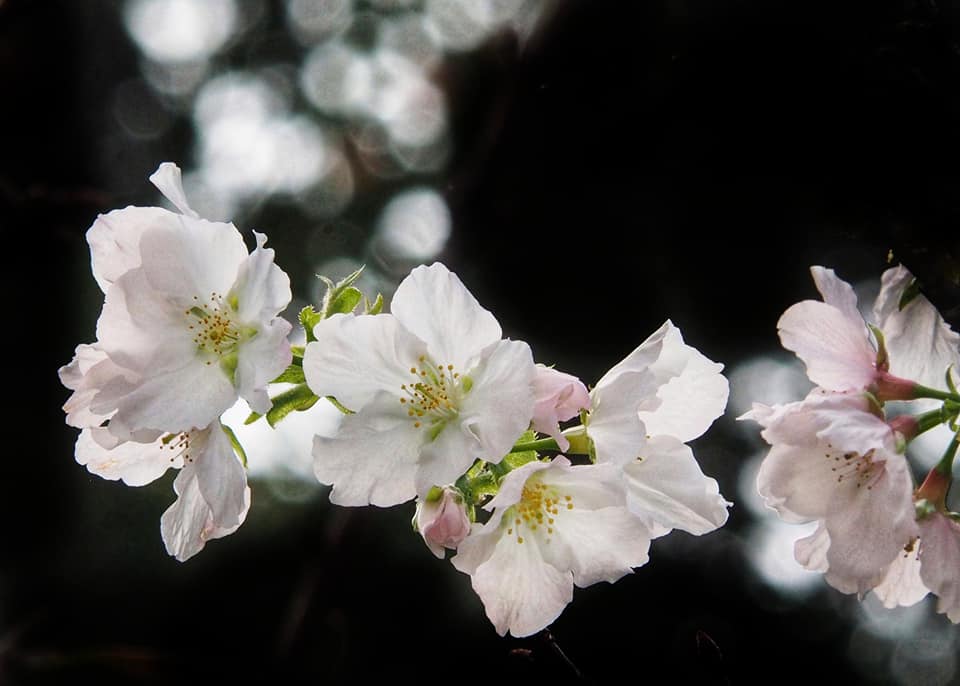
3, 0, 960, 684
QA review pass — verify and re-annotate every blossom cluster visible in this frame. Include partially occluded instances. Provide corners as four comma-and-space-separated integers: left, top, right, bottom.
59, 162, 732, 637
743, 266, 960, 623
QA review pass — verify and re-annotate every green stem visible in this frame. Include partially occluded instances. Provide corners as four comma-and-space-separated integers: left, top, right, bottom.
912, 383, 960, 403
915, 405, 959, 437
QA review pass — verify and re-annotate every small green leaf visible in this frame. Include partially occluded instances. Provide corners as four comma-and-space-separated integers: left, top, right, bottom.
291, 345, 305, 361
365, 293, 384, 315
899, 278, 921, 311
244, 411, 262, 425
221, 423, 248, 468
300, 306, 322, 343
272, 364, 306, 384
327, 286, 362, 316
319, 265, 366, 318
266, 383, 320, 427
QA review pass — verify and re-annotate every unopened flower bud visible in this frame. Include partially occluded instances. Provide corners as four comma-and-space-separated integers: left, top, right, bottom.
415, 487, 471, 559
532, 365, 591, 452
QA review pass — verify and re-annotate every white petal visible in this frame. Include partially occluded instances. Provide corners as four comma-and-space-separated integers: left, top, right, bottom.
160, 427, 251, 562
234, 317, 293, 415
778, 300, 877, 390
389, 263, 502, 372
872, 544, 928, 609
75, 427, 173, 486
230, 232, 292, 325
149, 162, 200, 218
86, 206, 171, 293
637, 325, 729, 442
623, 435, 730, 536
312, 391, 425, 506
810, 266, 862, 325
821, 458, 918, 595
138, 220, 248, 305
873, 265, 960, 391
919, 514, 960, 623
96, 267, 198, 375
756, 442, 835, 523
93, 356, 236, 434
193, 425, 249, 531
795, 523, 830, 572
415, 414, 484, 495
59, 344, 132, 428
594, 320, 671, 391
303, 313, 427, 412
456, 520, 572, 637
456, 339, 535, 464
547, 506, 651, 587
588, 370, 656, 466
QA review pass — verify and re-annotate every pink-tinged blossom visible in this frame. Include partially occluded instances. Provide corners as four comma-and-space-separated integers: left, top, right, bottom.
75, 423, 250, 561
583, 321, 730, 538
917, 512, 960, 623
415, 486, 471, 558
531, 365, 590, 452
77, 163, 292, 435
777, 265, 959, 399
303, 262, 536, 507
745, 390, 919, 595
451, 457, 652, 637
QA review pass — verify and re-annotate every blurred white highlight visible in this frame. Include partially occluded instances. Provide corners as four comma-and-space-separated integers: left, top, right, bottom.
125, 0, 237, 63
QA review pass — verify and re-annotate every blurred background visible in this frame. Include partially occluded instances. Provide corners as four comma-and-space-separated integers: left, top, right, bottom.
4, 0, 960, 683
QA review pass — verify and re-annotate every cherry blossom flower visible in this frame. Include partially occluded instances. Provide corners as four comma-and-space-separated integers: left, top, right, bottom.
451, 456, 652, 637
303, 262, 535, 507
745, 390, 919, 595
777, 265, 959, 399
414, 486, 471, 558
530, 365, 590, 452
75, 423, 250, 561
83, 163, 292, 435
581, 321, 731, 538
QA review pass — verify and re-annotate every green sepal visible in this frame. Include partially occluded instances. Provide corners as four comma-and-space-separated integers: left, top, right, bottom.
221, 423, 248, 468
265, 383, 320, 428
243, 411, 262, 425
300, 306, 322, 343
365, 293, 384, 315
272, 364, 306, 385
291, 345, 305, 362
898, 278, 921, 311
325, 395, 355, 415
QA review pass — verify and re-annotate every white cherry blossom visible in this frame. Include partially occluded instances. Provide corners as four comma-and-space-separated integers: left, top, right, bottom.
84, 164, 292, 435
451, 456, 652, 637
76, 423, 250, 561
582, 321, 730, 538
303, 262, 535, 507
745, 390, 919, 595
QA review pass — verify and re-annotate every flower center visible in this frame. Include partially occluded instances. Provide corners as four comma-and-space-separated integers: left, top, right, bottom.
823, 445, 883, 489
506, 474, 575, 545
160, 430, 194, 464
399, 356, 470, 436
185, 292, 241, 365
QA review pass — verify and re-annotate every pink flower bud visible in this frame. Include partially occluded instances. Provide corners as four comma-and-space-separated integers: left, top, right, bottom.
416, 487, 471, 559
531, 365, 591, 452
